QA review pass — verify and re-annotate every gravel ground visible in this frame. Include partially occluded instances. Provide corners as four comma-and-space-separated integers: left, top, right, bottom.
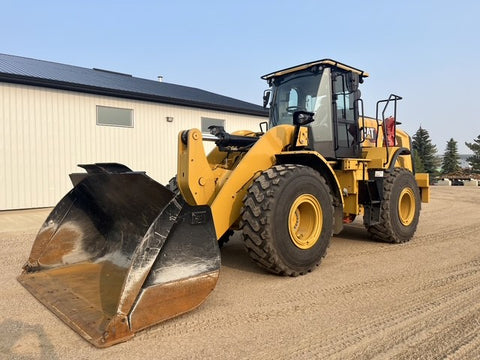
1, 186, 480, 359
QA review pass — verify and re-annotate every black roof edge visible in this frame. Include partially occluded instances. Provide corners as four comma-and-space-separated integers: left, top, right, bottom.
0, 73, 269, 118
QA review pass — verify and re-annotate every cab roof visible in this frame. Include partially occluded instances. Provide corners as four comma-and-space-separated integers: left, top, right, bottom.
261, 59, 369, 80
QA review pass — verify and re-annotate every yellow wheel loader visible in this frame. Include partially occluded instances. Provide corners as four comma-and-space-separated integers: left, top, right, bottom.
18, 59, 430, 347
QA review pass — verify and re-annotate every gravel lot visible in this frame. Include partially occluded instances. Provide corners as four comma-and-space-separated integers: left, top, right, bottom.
1, 186, 480, 359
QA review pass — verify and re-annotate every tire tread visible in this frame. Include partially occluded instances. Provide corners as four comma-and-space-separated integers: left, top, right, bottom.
240, 164, 333, 277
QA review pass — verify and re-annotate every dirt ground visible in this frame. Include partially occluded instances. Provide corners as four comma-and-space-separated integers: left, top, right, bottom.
1, 186, 480, 359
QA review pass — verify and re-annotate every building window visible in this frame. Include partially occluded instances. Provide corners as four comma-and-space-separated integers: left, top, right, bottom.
97, 105, 134, 127
201, 117, 225, 132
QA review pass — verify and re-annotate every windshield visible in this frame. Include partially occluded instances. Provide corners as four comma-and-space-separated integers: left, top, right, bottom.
269, 68, 333, 142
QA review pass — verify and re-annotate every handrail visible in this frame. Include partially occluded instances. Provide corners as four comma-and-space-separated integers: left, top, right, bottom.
375, 94, 403, 167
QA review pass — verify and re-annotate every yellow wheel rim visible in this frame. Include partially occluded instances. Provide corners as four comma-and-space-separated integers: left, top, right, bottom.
288, 194, 322, 249
398, 188, 415, 226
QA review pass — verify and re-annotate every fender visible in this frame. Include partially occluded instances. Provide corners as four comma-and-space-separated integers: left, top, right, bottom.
388, 147, 411, 172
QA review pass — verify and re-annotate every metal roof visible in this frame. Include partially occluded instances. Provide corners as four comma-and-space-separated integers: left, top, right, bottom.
0, 53, 268, 117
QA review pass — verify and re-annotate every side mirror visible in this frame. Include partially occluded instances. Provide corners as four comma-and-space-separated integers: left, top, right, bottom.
293, 111, 315, 126
346, 72, 359, 92
263, 89, 271, 108
259, 121, 268, 133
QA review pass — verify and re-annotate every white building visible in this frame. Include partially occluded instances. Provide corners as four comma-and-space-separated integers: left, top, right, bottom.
0, 54, 268, 210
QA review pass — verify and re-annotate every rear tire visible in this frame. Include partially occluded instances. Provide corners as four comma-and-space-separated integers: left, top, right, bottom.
366, 168, 421, 243
241, 164, 333, 276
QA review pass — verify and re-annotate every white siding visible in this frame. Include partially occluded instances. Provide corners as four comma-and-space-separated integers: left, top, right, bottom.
0, 83, 266, 210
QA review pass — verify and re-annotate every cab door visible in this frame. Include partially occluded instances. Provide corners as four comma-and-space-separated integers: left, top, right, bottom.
332, 73, 361, 158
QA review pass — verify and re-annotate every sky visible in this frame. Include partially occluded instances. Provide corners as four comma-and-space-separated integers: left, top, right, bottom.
2, 0, 479, 153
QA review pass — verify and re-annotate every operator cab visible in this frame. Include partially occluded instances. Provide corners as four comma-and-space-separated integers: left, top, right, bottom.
262, 59, 368, 159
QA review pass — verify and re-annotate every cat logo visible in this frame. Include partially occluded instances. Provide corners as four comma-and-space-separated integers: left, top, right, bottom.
363, 126, 377, 141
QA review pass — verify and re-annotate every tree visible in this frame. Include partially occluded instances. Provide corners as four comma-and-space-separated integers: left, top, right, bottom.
441, 138, 461, 174
465, 135, 480, 173
412, 126, 439, 174
413, 151, 425, 173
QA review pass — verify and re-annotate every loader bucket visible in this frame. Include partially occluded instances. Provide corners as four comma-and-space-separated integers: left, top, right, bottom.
18, 164, 220, 347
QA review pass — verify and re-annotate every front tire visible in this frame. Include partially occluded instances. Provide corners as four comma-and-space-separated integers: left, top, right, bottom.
241, 164, 333, 276
366, 168, 421, 243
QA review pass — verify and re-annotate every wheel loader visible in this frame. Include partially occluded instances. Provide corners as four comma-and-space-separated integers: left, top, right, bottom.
18, 59, 430, 347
